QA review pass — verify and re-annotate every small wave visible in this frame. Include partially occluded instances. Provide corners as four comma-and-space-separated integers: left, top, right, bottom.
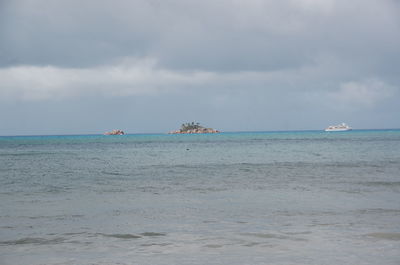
26, 214, 84, 220
0, 151, 60, 157
241, 232, 307, 241
186, 187, 227, 193
101, 171, 130, 177
0, 237, 65, 245
140, 232, 166, 237
243, 242, 262, 247
242, 232, 286, 239
40, 185, 73, 194
361, 181, 400, 187
101, 233, 141, 239
203, 220, 218, 223
62, 232, 87, 236
284, 231, 312, 235
140, 243, 171, 247
98, 232, 166, 239
0, 226, 14, 229
365, 232, 400, 241
204, 244, 223, 248
356, 208, 400, 214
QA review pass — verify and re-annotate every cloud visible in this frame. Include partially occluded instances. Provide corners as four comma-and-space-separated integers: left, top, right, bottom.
0, 55, 317, 102
0, 58, 216, 101
329, 79, 395, 108
289, 0, 334, 15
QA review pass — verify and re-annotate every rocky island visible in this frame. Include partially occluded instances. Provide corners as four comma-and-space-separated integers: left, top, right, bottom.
104, 129, 125, 135
169, 122, 220, 134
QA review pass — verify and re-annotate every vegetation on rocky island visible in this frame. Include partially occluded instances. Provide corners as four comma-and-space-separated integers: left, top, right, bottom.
169, 122, 220, 134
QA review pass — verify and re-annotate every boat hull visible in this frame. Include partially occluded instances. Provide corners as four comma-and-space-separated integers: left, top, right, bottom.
325, 128, 352, 132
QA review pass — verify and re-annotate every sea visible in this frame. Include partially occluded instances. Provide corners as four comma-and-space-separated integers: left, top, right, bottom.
0, 130, 399, 265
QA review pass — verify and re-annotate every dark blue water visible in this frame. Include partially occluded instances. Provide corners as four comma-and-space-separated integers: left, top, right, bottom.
1, 130, 400, 265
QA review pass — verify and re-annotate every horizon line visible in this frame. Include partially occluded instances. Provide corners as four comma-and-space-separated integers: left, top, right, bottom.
1, 128, 400, 137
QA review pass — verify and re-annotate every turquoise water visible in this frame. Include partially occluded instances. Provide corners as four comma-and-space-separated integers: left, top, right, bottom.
1, 130, 400, 265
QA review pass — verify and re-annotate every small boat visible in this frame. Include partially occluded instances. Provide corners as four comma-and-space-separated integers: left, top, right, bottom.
325, 123, 352, 132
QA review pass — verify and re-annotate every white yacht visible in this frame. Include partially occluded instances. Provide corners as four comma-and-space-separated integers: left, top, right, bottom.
325, 123, 352, 132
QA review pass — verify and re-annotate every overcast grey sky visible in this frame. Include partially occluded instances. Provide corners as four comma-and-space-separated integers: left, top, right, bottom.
0, 0, 399, 135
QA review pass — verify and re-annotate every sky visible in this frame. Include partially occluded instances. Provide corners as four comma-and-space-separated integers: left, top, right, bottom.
0, 0, 399, 135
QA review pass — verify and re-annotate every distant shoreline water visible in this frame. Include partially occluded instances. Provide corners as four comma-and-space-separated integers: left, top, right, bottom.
1, 128, 400, 138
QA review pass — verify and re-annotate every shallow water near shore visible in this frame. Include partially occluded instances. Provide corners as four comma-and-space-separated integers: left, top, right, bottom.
1, 130, 400, 265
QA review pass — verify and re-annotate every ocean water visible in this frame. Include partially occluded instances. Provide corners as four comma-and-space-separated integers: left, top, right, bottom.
0, 130, 400, 265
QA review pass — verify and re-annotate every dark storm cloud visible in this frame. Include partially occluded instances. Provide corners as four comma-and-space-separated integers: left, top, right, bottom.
0, 0, 160, 67
1, 0, 398, 72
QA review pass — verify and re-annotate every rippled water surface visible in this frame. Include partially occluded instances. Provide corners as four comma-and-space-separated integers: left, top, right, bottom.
1, 130, 400, 265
